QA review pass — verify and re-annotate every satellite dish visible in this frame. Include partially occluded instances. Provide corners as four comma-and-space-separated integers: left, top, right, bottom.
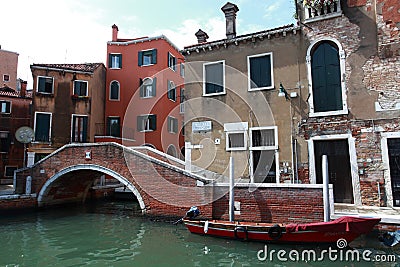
15, 126, 34, 144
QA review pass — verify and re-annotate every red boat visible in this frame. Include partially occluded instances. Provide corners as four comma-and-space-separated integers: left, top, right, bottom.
183, 216, 381, 244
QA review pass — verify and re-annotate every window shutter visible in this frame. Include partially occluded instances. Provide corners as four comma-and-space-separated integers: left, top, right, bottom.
152, 77, 157, 97
139, 78, 144, 97
6, 101, 10, 113
167, 80, 171, 99
138, 51, 143, 66
108, 54, 112, 68
137, 116, 143, 131
106, 117, 111, 135
173, 119, 178, 133
152, 49, 157, 64
118, 54, 122, 68
167, 117, 171, 132
82, 116, 88, 142
150, 115, 157, 130
168, 52, 171, 67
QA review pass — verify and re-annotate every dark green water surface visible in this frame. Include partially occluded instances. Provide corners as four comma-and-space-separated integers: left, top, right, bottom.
0, 201, 398, 267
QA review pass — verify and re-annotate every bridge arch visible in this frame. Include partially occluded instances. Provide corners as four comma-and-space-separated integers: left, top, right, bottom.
37, 164, 146, 212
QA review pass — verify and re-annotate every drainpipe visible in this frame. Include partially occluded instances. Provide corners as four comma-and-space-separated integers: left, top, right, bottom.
322, 155, 330, 222
229, 156, 235, 222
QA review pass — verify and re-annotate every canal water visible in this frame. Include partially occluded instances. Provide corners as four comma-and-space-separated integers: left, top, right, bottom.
0, 200, 398, 267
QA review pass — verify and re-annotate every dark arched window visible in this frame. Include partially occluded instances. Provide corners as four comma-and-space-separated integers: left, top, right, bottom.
311, 41, 342, 113
110, 81, 120, 100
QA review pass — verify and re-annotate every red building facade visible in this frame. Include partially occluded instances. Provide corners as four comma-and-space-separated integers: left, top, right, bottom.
97, 25, 184, 158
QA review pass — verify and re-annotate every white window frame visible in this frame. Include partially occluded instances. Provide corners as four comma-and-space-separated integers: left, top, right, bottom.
249, 126, 278, 150
306, 37, 348, 117
168, 81, 176, 102
109, 80, 120, 101
226, 131, 247, 151
0, 100, 11, 114
307, 133, 361, 205
4, 165, 18, 177
110, 53, 122, 69
142, 77, 154, 98
37, 76, 54, 94
73, 80, 88, 97
138, 114, 156, 132
168, 116, 178, 134
71, 114, 88, 143
381, 132, 400, 209
140, 49, 156, 66
3, 74, 10, 82
247, 52, 274, 91
34, 112, 52, 143
168, 52, 176, 71
203, 60, 226, 96
180, 63, 185, 78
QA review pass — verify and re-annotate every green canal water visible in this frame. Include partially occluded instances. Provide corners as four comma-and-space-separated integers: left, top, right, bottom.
0, 200, 398, 267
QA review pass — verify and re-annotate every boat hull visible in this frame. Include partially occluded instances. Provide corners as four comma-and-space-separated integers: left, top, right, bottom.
183, 217, 380, 244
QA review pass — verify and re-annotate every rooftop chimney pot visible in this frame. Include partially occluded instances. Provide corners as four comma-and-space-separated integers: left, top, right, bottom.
112, 24, 119, 42
221, 2, 239, 39
195, 29, 209, 44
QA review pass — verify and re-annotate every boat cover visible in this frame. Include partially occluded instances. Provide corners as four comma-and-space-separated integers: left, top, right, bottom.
285, 216, 380, 234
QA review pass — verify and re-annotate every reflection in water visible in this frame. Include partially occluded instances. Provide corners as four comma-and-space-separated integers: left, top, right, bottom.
0, 201, 398, 267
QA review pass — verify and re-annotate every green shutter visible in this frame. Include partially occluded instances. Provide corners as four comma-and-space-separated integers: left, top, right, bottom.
168, 52, 171, 67
139, 78, 144, 97
108, 54, 112, 68
150, 115, 157, 130
173, 119, 178, 133
138, 51, 143, 66
152, 77, 157, 97
82, 116, 88, 142
35, 113, 50, 142
118, 54, 122, 68
6, 101, 11, 113
137, 116, 143, 131
152, 49, 157, 64
167, 80, 171, 99
106, 117, 111, 135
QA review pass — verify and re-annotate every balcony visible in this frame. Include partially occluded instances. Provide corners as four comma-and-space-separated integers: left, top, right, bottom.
302, 0, 342, 23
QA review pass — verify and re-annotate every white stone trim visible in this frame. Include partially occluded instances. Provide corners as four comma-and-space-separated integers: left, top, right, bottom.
308, 134, 361, 205
380, 132, 400, 208
306, 37, 348, 117
37, 164, 146, 213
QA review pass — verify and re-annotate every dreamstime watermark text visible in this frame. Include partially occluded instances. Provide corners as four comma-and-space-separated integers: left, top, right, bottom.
257, 239, 397, 263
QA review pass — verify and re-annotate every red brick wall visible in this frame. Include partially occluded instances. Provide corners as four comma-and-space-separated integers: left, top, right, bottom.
0, 197, 37, 211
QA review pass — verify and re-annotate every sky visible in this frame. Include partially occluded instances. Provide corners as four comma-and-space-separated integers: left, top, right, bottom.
1, 0, 296, 89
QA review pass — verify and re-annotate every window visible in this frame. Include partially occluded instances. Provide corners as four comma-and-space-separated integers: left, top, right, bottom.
137, 114, 156, 132
109, 53, 122, 69
180, 63, 185, 77
250, 126, 278, 183
167, 81, 176, 101
250, 127, 278, 150
224, 122, 248, 151
3, 74, 10, 82
307, 39, 347, 116
107, 117, 120, 137
110, 81, 120, 100
138, 49, 157, 66
0, 132, 10, 153
226, 132, 246, 150
167, 116, 178, 134
34, 112, 51, 142
168, 52, 176, 71
0, 100, 11, 114
140, 77, 156, 98
248, 52, 274, 91
180, 88, 185, 114
73, 80, 88, 96
72, 115, 88, 143
37, 76, 54, 94
203, 61, 225, 96
4, 166, 17, 177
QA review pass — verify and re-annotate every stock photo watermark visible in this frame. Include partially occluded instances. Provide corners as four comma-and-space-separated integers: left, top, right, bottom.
257, 238, 397, 263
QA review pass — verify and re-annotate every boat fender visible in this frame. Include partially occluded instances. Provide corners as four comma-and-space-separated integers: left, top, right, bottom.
204, 220, 209, 234
234, 226, 248, 241
268, 224, 283, 240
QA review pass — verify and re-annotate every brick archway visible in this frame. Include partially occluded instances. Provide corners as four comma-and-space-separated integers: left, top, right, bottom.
37, 164, 146, 211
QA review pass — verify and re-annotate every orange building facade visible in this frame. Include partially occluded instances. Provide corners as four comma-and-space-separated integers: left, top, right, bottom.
96, 25, 184, 158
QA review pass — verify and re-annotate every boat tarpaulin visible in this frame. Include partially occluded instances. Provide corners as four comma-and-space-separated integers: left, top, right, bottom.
286, 216, 381, 234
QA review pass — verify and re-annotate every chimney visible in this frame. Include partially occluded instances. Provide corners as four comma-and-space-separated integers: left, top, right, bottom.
221, 2, 239, 39
20, 80, 27, 97
112, 24, 119, 42
195, 29, 209, 44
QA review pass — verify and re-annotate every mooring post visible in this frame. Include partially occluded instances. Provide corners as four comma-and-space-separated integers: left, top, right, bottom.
322, 155, 330, 222
25, 176, 32, 195
229, 156, 234, 222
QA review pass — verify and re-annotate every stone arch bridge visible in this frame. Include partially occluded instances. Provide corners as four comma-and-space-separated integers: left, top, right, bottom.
14, 143, 325, 223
